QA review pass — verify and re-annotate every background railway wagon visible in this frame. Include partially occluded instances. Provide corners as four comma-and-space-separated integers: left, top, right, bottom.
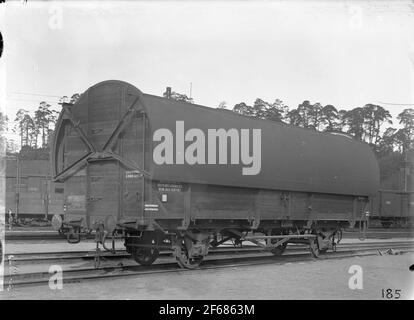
5, 158, 64, 218
371, 190, 414, 228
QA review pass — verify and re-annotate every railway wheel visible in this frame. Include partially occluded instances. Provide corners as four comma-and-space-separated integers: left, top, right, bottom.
270, 230, 288, 256
309, 238, 320, 258
174, 237, 205, 269
381, 221, 392, 229
58, 227, 68, 239
131, 247, 159, 266
270, 243, 287, 255
317, 236, 330, 255
129, 232, 160, 266
319, 248, 328, 254
175, 247, 204, 269
176, 254, 203, 269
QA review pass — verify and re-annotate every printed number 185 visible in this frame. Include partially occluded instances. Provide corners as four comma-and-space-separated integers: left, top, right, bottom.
382, 289, 401, 299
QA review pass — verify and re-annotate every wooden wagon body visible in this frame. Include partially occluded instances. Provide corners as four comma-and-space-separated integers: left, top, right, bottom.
51, 80, 379, 267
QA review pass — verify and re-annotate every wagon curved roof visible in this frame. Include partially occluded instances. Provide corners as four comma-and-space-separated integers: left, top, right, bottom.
53, 80, 379, 197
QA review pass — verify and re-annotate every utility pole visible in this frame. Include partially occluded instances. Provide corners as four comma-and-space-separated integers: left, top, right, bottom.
189, 82, 192, 100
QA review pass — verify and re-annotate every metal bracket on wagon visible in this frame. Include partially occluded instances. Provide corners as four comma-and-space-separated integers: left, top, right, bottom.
249, 210, 261, 230
53, 97, 151, 182
53, 216, 92, 244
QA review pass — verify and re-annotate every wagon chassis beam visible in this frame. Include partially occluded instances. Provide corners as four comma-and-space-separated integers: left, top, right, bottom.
125, 243, 172, 250
210, 236, 233, 248
225, 229, 318, 251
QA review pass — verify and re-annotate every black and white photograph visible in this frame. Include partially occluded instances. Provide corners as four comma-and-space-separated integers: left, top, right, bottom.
0, 0, 413, 305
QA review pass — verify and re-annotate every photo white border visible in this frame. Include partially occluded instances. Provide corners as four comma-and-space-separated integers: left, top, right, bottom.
0, 3, 6, 292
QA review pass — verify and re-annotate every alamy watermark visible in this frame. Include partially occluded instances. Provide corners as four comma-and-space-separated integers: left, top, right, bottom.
49, 265, 63, 290
348, 265, 363, 290
153, 121, 262, 175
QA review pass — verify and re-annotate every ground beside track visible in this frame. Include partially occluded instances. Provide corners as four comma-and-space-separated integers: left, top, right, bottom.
1, 251, 413, 300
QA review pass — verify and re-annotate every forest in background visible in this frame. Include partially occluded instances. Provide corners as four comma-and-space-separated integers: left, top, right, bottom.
1, 90, 413, 191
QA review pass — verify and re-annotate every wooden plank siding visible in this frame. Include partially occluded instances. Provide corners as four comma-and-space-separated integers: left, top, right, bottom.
147, 183, 358, 223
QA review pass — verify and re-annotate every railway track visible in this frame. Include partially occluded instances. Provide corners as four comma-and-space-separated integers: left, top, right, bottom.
5, 240, 413, 262
5, 231, 92, 241
3, 240, 413, 288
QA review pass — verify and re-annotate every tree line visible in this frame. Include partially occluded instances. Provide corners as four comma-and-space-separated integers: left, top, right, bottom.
159, 92, 413, 156
0, 94, 80, 156
2, 93, 413, 156
229, 98, 413, 157
1, 91, 412, 189
225, 98, 413, 190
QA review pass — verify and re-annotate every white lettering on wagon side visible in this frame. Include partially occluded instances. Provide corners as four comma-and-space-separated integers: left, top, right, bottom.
144, 204, 159, 211
157, 183, 183, 192
125, 170, 142, 179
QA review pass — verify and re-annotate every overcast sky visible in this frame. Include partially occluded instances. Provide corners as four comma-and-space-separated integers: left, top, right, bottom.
1, 0, 414, 143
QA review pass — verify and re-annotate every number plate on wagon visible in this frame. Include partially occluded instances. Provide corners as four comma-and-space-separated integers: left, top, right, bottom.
281, 221, 293, 228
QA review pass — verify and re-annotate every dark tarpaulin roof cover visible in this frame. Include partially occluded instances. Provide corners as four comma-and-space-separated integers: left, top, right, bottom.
57, 80, 380, 197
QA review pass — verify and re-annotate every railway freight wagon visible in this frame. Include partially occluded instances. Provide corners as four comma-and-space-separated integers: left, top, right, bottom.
51, 80, 379, 268
5, 159, 64, 219
371, 190, 414, 228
